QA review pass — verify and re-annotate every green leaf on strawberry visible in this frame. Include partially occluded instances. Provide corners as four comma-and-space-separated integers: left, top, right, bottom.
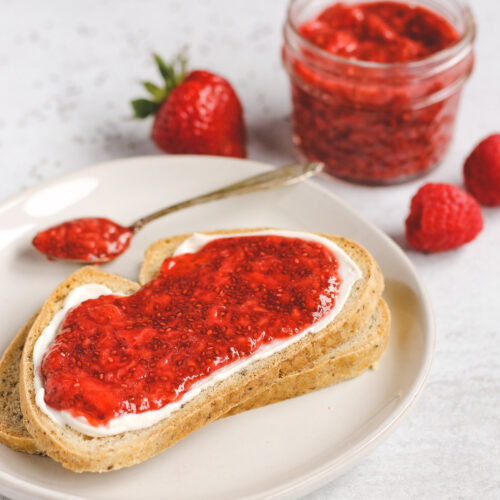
153, 53, 175, 83
131, 98, 159, 118
132, 51, 188, 119
143, 81, 166, 103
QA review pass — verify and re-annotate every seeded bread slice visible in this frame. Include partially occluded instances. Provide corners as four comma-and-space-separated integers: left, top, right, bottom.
19, 230, 383, 472
140, 229, 384, 375
1, 301, 388, 456
0, 313, 40, 454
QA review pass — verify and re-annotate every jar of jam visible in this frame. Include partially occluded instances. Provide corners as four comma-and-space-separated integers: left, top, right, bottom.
283, 0, 475, 184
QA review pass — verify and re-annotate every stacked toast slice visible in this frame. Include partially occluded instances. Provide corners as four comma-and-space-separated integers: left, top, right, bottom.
0, 229, 390, 471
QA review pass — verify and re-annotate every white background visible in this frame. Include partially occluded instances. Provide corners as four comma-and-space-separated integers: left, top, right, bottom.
0, 0, 499, 498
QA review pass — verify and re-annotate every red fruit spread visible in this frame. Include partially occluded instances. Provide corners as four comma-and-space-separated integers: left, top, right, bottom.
299, 2, 458, 63
32, 218, 134, 263
40, 235, 341, 427
284, 1, 471, 183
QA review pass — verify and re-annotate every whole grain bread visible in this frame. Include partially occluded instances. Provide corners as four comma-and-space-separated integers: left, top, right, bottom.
0, 313, 40, 454
19, 230, 384, 472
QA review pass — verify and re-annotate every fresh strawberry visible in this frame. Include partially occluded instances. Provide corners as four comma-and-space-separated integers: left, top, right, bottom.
464, 133, 500, 206
405, 183, 483, 252
132, 52, 246, 158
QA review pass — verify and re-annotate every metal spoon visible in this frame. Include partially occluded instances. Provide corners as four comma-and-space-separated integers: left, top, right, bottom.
32, 162, 324, 263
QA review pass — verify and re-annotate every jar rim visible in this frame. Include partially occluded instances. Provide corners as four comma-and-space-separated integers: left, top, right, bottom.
285, 0, 476, 71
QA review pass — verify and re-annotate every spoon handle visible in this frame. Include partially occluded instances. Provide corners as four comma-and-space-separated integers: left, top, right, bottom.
130, 162, 323, 232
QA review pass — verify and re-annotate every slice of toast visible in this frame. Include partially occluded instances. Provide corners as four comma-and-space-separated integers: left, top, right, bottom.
140, 229, 384, 375
0, 313, 40, 454
19, 231, 384, 472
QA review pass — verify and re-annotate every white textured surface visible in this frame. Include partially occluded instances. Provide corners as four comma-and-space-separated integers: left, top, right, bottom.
0, 0, 499, 499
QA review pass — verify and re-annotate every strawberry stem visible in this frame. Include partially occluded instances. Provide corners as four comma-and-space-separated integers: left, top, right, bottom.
131, 50, 189, 119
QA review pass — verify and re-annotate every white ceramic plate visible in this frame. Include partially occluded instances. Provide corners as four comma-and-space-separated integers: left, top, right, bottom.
0, 156, 434, 500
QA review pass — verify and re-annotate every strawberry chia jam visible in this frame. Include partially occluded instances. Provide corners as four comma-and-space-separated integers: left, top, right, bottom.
40, 235, 342, 426
33, 218, 134, 263
283, 0, 475, 183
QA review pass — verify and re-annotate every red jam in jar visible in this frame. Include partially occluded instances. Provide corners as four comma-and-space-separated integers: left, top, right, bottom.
283, 0, 475, 184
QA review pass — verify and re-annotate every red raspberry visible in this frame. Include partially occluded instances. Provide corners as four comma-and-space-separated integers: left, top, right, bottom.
405, 183, 483, 252
464, 134, 500, 206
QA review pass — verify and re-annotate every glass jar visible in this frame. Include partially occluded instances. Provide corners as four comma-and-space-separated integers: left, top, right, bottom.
283, 0, 475, 184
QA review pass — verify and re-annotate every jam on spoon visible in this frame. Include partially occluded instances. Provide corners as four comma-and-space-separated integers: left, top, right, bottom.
32, 218, 134, 263
32, 162, 323, 264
